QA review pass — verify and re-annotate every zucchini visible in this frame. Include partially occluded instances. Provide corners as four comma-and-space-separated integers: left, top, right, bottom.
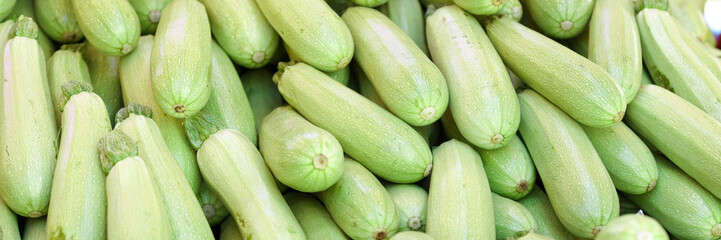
127, 0, 171, 34
501, 0, 523, 21
197, 181, 229, 226
256, 0, 354, 72
46, 44, 93, 126
452, 0, 504, 15
526, 0, 594, 39
325, 0, 353, 15
492, 193, 537, 240
669, 0, 716, 46
581, 122, 657, 194
219, 218, 241, 240
119, 35, 201, 193
275, 62, 432, 183
426, 5, 519, 149
517, 89, 619, 239
82, 42, 123, 125
596, 214, 668, 240
625, 155, 721, 240
315, 158, 399, 240
476, 135, 536, 200
625, 84, 721, 199
379, 0, 429, 55
439, 109, 466, 142
71, 0, 140, 56
351, 0, 387, 7
200, 0, 279, 68
420, 0, 452, 7
241, 68, 284, 133
151, 0, 212, 118
46, 81, 110, 240
568, 28, 589, 58
99, 130, 172, 240
589, 0, 643, 102
259, 106, 344, 192
385, 184, 428, 232
284, 192, 349, 240
356, 63, 389, 110
618, 194, 641, 215
22, 218, 46, 240
115, 105, 214, 240
325, 66, 351, 86
8, 0, 54, 60
390, 231, 434, 240
0, 0, 15, 20
343, 7, 448, 126
634, 0, 669, 11
426, 140, 495, 240
34, 0, 83, 43
517, 188, 575, 240
0, 17, 56, 218
517, 233, 553, 240
672, 17, 721, 85
641, 68, 653, 85
486, 17, 626, 128
0, 197, 20, 240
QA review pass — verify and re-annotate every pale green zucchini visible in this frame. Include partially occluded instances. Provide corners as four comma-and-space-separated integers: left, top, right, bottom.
200, 0, 279, 68
127, 0, 171, 34
219, 218, 241, 240
669, 0, 716, 46
256, 0, 353, 72
119, 35, 202, 193
671, 17, 721, 84
351, 0, 387, 7
568, 28, 589, 58
625, 155, 721, 240
82, 42, 123, 124
325, 66, 351, 86
0, 0, 15, 20
380, 0, 428, 55
427, 5, 519, 149
316, 158, 399, 240
589, 0, 643, 102
426, 140, 495, 240
452, 0, 504, 15
196, 182, 229, 226
34, 0, 83, 43
241, 68, 284, 133
526, 0, 594, 39
390, 231, 435, 240
641, 69, 653, 85
420, 0, 452, 7
486, 17, 626, 128
22, 218, 46, 240
0, 17, 56, 218
275, 62, 432, 183
517, 233, 553, 240
517, 188, 575, 240
71, 0, 140, 56
625, 84, 721, 199
618, 194, 641, 215
356, 63, 389, 110
385, 184, 428, 232
46, 81, 110, 240
500, 0, 523, 21
596, 214, 668, 240
7, 0, 54, 60
492, 193, 537, 240
284, 192, 349, 240
151, 0, 212, 118
517, 89, 619, 239
634, 0, 669, 11
259, 106, 344, 192
46, 44, 93, 126
476, 135, 536, 200
343, 7, 448, 126
0, 197, 20, 240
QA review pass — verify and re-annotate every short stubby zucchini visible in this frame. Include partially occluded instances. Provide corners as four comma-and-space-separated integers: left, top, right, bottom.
379, 0, 428, 55
82, 43, 123, 125
492, 193, 537, 240
35, 0, 83, 43
476, 135, 536, 200
46, 44, 93, 126
452, 0, 504, 15
127, 0, 171, 34
196, 182, 229, 226
241, 68, 284, 133
0, 197, 20, 240
595, 214, 669, 240
71, 0, 140, 56
284, 192, 349, 240
517, 188, 575, 240
385, 184, 428, 232
526, 0, 594, 39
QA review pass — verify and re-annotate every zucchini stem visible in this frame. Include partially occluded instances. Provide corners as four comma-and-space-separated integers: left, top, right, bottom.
98, 130, 139, 174
115, 103, 153, 124
59, 81, 94, 112
9, 15, 38, 40
184, 111, 225, 150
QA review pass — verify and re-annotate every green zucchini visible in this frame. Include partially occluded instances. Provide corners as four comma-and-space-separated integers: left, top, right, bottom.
517, 188, 575, 240
452, 0, 504, 15
634, 0, 670, 11
625, 155, 721, 240
426, 140, 495, 240
316, 158, 399, 240
500, 0, 523, 21
46, 44, 93, 126
672, 17, 721, 85
115, 106, 214, 240
596, 214, 668, 240
568, 28, 589, 58
219, 218, 241, 240
526, 0, 594, 39
151, 0, 212, 118
625, 84, 721, 199
22, 218, 46, 240
385, 184, 428, 232
487, 17, 626, 128
641, 69, 653, 85
99, 130, 172, 240
0, 0, 15, 20
439, 109, 466, 142
390, 231, 435, 240
351, 0, 387, 7
259, 106, 344, 192
420, 0, 452, 7
618, 194, 641, 215
356, 63, 389, 110
325, 66, 351, 86
200, 0, 279, 68
669, 0, 716, 46
127, 0, 171, 34
256, 0, 354, 72
119, 35, 201, 193
325, 0, 353, 15
581, 122, 657, 194
82, 42, 123, 125
517, 233, 553, 240
517, 89, 619, 239
343, 7, 448, 126
34, 0, 83, 43
476, 135, 536, 200
197, 182, 229, 226
7, 0, 54, 60
241, 68, 284, 133
0, 197, 20, 240
46, 81, 110, 240
426, 5, 519, 149
71, 0, 140, 56
0, 17, 56, 218
492, 193, 537, 240
275, 62, 432, 183
379, 0, 428, 55
284, 192, 349, 240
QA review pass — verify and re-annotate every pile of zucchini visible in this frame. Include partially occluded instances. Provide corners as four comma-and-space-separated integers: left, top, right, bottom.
0, 0, 718, 239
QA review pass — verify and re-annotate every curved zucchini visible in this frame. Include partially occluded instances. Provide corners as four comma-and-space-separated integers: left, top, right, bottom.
120, 35, 202, 193
71, 0, 140, 56
127, 0, 171, 34
426, 140, 495, 240
22, 218, 46, 240
284, 192, 349, 240
385, 184, 428, 232
196, 182, 229, 226
517, 89, 619, 239
672, 16, 721, 87
151, 0, 212, 118
452, 0, 504, 15
343, 7, 448, 126
390, 231, 434, 240
0, 197, 20, 240
259, 106, 344, 192
526, 0, 594, 39
46, 44, 93, 126
669, 0, 716, 46
427, 5, 519, 149
379, 0, 428, 55
487, 17, 626, 128
316, 158, 399, 240
492, 193, 537, 240
276, 62, 432, 183
596, 214, 668, 240
241, 68, 284, 133
256, 0, 353, 71
82, 43, 123, 124
517, 188, 575, 240
476, 135, 536, 200
46, 82, 110, 240
0, 17, 57, 218
34, 0, 83, 43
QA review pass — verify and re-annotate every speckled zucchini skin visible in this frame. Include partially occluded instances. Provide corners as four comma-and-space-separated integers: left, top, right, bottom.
127, 0, 171, 34
35, 0, 84, 43
71, 0, 140, 56
476, 135, 536, 200
517, 188, 575, 240
526, 0, 594, 39
595, 214, 668, 240
492, 193, 537, 240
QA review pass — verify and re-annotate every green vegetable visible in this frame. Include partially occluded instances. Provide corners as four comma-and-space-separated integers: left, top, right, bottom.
385, 184, 428, 232
476, 135, 536, 200
325, 66, 351, 85
82, 42, 123, 125
71, 0, 140, 56
219, 218, 241, 240
526, 0, 594, 39
517, 188, 575, 240
241, 68, 284, 133
127, 0, 171, 34
669, 0, 716, 46
596, 214, 669, 240
0, 197, 20, 240
390, 231, 435, 240
452, 0, 504, 15
618, 194, 641, 215
0, 0, 15, 20
196, 182, 229, 226
351, 0, 387, 7
7, 0, 54, 59
46, 44, 93, 126
22, 218, 46, 240
379, 0, 428, 55
492, 193, 537, 240
284, 192, 349, 240
517, 233, 553, 240
34, 0, 83, 42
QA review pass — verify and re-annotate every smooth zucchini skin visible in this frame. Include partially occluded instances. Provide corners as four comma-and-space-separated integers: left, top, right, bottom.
343, 7, 448, 127
625, 155, 721, 240
595, 214, 668, 240
526, 0, 594, 39
82, 43, 123, 125
385, 184, 428, 232
71, 0, 140, 56
46, 45, 93, 126
196, 181, 229, 226
486, 17, 626, 128
426, 5, 519, 149
256, 0, 353, 72
517, 188, 575, 240
476, 135, 536, 200
426, 140, 495, 240
316, 158, 399, 240
492, 193, 537, 240
390, 231, 435, 240
380, 0, 428, 55
127, 0, 171, 34
517, 89, 619, 239
34, 0, 83, 43
22, 217, 46, 240
276, 62, 432, 183
284, 192, 349, 240
0, 198, 20, 240
151, 0, 212, 118
625, 84, 721, 199
452, 0, 504, 15
241, 68, 284, 133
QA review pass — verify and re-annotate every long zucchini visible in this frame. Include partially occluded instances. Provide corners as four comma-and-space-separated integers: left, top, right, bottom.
595, 214, 669, 240
196, 181, 229, 226
71, 0, 140, 56
476, 135, 536, 200
82, 42, 123, 125
34, 0, 83, 43
127, 0, 171, 34
517, 188, 575, 240
46, 44, 93, 126
385, 184, 428, 232
284, 192, 349, 240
